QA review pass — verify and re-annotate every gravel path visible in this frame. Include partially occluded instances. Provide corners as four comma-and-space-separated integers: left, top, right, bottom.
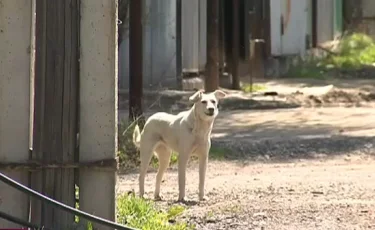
118, 107, 375, 229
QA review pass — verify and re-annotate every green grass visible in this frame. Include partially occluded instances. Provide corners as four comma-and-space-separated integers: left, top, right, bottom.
209, 146, 231, 160
116, 193, 193, 230
118, 119, 140, 169
286, 33, 375, 79
241, 83, 267, 93
73, 187, 192, 230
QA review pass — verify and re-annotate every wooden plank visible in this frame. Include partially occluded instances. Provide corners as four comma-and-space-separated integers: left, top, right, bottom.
31, 0, 47, 225
0, 0, 32, 228
32, 0, 79, 228
79, 1, 118, 229
54, 0, 79, 226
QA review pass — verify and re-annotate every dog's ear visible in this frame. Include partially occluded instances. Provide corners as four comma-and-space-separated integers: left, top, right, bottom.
189, 90, 203, 103
213, 90, 226, 100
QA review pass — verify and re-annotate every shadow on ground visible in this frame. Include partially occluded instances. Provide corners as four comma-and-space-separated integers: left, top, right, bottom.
210, 108, 375, 164
254, 78, 375, 92
211, 133, 375, 165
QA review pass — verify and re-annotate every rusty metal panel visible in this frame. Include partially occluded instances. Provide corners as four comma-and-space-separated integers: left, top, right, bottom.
317, 0, 334, 44
199, 0, 207, 72
119, 0, 177, 89
362, 0, 375, 18
270, 0, 309, 56
182, 0, 199, 73
270, 0, 282, 55
281, 0, 309, 55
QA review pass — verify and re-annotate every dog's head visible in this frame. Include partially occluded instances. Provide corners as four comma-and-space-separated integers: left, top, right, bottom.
189, 89, 227, 121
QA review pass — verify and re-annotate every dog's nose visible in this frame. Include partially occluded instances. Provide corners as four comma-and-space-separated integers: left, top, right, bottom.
208, 108, 214, 113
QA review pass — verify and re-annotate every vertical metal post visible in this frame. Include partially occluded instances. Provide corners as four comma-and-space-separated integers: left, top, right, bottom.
218, 0, 225, 74
129, 0, 143, 122
176, 0, 183, 89
205, 0, 219, 92
231, 0, 240, 90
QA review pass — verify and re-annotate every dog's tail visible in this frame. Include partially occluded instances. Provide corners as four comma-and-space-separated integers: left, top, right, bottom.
132, 125, 141, 148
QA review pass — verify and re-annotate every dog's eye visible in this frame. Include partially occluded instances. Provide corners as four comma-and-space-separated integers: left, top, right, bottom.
201, 100, 207, 104
210, 100, 216, 104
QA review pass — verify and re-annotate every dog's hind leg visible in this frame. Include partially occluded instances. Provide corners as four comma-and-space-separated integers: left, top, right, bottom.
139, 138, 158, 198
154, 144, 172, 200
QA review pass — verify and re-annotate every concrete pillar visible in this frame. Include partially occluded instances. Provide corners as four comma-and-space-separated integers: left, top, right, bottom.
0, 0, 32, 228
79, 1, 118, 229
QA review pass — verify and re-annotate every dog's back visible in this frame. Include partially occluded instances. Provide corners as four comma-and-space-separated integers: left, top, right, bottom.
133, 112, 183, 149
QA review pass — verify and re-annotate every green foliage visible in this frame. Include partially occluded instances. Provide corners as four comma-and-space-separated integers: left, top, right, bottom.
209, 146, 231, 160
116, 194, 193, 230
323, 33, 375, 69
286, 33, 375, 79
118, 119, 140, 169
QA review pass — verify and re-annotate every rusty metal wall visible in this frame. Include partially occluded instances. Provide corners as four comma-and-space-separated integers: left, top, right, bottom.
270, 0, 309, 56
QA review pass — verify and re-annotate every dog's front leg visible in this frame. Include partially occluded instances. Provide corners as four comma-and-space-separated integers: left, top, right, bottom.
177, 152, 190, 202
198, 142, 210, 201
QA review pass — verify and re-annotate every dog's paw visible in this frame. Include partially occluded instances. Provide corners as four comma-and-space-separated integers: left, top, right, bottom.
176, 198, 186, 203
176, 198, 198, 206
154, 194, 163, 201
199, 196, 209, 202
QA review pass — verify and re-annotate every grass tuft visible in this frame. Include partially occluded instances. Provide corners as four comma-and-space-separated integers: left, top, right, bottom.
241, 83, 267, 93
116, 193, 193, 230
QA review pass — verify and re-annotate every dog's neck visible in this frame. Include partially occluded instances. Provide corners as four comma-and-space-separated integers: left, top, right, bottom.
186, 105, 214, 139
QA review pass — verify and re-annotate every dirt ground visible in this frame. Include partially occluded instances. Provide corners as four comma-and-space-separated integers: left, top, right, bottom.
118, 107, 375, 230
119, 157, 375, 230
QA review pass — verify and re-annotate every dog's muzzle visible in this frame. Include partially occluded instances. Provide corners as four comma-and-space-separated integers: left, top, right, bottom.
205, 108, 215, 116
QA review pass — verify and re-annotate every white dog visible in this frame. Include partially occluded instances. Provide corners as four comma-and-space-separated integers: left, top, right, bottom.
133, 89, 226, 202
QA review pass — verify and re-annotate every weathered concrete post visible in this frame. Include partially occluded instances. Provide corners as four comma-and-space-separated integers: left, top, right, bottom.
0, 0, 32, 228
79, 1, 118, 229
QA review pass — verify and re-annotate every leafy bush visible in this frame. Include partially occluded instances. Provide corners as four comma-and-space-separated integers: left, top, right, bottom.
286, 33, 375, 78
323, 33, 375, 69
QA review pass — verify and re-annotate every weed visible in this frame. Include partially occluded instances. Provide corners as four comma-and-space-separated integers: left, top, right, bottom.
118, 119, 140, 169
241, 83, 267, 93
209, 146, 231, 160
116, 193, 193, 230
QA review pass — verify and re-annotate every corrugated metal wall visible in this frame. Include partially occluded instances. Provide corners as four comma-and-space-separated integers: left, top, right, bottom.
119, 0, 177, 89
